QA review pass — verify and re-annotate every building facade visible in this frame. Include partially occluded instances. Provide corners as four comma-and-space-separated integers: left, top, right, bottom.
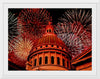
71, 47, 92, 70
26, 22, 71, 70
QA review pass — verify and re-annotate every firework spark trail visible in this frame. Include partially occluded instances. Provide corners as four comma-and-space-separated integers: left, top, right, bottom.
8, 33, 34, 67
17, 9, 52, 39
55, 9, 92, 57
8, 11, 18, 40
8, 51, 26, 67
56, 23, 91, 57
9, 36, 34, 61
59, 9, 92, 32
8, 11, 20, 52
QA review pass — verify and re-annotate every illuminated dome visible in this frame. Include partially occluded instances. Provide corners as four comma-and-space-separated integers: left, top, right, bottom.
26, 22, 71, 70
33, 22, 68, 50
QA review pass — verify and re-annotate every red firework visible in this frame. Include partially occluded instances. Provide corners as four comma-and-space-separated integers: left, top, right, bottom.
8, 51, 26, 68
17, 9, 52, 39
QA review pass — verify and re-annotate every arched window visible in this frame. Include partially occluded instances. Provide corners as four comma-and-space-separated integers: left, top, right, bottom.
34, 59, 37, 66
46, 45, 48, 47
51, 45, 53, 47
57, 57, 60, 65
67, 61, 69, 68
47, 30, 48, 32
63, 59, 65, 67
40, 46, 42, 48
45, 56, 48, 64
49, 29, 51, 32
39, 57, 42, 65
51, 56, 54, 64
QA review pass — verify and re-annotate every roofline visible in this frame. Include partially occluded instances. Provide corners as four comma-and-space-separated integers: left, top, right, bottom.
28, 48, 71, 61
72, 46, 92, 61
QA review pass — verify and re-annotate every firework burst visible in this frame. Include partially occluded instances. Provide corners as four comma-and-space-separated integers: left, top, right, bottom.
8, 11, 19, 41
9, 36, 34, 61
8, 52, 26, 67
8, 11, 19, 52
55, 9, 92, 57
17, 9, 52, 39
59, 9, 92, 32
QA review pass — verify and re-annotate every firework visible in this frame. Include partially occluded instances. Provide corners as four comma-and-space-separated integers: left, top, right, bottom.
55, 9, 92, 57
8, 11, 19, 52
17, 9, 52, 39
8, 51, 26, 67
8, 11, 19, 41
9, 36, 34, 61
58, 9, 92, 32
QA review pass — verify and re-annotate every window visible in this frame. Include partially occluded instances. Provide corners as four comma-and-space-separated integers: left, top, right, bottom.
34, 59, 37, 66
39, 57, 42, 65
63, 59, 65, 67
51, 56, 54, 64
67, 61, 69, 68
45, 56, 48, 64
47, 29, 51, 33
47, 30, 48, 32
46, 45, 48, 47
51, 45, 53, 47
57, 57, 60, 65
56, 52, 60, 54
40, 46, 42, 48
49, 29, 51, 32
50, 51, 55, 53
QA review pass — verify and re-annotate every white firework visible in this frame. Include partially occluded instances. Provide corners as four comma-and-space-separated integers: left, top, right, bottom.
10, 36, 34, 61
55, 22, 91, 58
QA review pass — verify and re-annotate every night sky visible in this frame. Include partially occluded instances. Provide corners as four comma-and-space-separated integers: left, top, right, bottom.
9, 8, 91, 25
9, 8, 67, 25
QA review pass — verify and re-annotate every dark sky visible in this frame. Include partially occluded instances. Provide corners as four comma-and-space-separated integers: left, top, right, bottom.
8, 8, 91, 25
46, 9, 67, 24
8, 8, 67, 25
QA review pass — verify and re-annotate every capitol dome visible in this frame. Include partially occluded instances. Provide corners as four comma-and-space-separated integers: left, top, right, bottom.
26, 22, 71, 70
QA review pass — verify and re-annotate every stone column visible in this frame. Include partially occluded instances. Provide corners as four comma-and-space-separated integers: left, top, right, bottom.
65, 58, 67, 68
60, 53, 63, 66
32, 56, 34, 68
37, 54, 39, 66
42, 52, 45, 65
55, 52, 57, 65
48, 51, 51, 64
